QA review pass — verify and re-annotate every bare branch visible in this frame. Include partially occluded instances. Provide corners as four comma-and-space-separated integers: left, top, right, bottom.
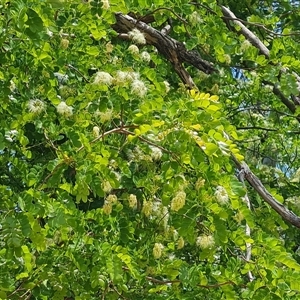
237, 126, 278, 132
237, 170, 254, 282
221, 16, 300, 37
232, 155, 300, 229
220, 6, 270, 58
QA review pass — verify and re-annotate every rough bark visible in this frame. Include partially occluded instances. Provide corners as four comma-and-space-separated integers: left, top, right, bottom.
113, 13, 215, 89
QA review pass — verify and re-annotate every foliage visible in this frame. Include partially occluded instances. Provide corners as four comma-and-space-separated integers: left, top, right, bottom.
0, 0, 300, 299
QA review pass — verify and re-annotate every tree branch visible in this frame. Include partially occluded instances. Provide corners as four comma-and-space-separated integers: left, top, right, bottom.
113, 13, 215, 89
233, 155, 300, 229
237, 126, 278, 132
220, 6, 270, 58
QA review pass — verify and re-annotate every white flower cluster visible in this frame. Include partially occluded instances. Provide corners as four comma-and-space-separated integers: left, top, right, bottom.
177, 236, 185, 249
103, 194, 118, 215
127, 146, 151, 162
214, 186, 229, 205
170, 191, 186, 211
189, 11, 202, 24
93, 71, 113, 85
92, 70, 148, 98
101, 0, 110, 10
140, 51, 151, 62
128, 28, 146, 45
56, 101, 73, 117
142, 199, 169, 229
196, 235, 215, 249
128, 45, 139, 55
195, 177, 205, 190
240, 40, 251, 52
153, 243, 164, 259
102, 180, 112, 193
131, 79, 147, 97
92, 126, 100, 137
115, 70, 139, 85
164, 81, 170, 93
28, 99, 46, 115
128, 194, 137, 208
150, 146, 163, 161
94, 109, 113, 123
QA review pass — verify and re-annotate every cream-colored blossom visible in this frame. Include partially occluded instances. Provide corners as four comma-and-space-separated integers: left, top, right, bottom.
106, 41, 113, 53
28, 99, 46, 115
164, 81, 170, 93
60, 38, 69, 49
195, 178, 205, 191
46, 28, 53, 38
10, 80, 16, 92
240, 40, 251, 52
215, 186, 229, 205
196, 235, 215, 249
173, 229, 178, 241
92, 126, 100, 138
56, 101, 73, 117
128, 44, 139, 55
177, 237, 185, 249
131, 79, 147, 97
223, 54, 231, 65
115, 71, 138, 85
128, 194, 137, 208
140, 51, 151, 62
93, 71, 113, 85
115, 71, 129, 84
106, 194, 117, 204
170, 191, 186, 211
102, 180, 112, 193
153, 243, 164, 259
150, 146, 162, 161
128, 28, 146, 45
142, 200, 152, 217
95, 109, 113, 123
189, 11, 202, 24
103, 202, 112, 215
160, 206, 169, 229
101, 0, 110, 10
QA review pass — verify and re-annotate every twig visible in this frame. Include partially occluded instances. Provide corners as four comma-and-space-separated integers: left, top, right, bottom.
236, 126, 278, 132
146, 275, 237, 288
111, 282, 127, 299
237, 169, 254, 282
221, 16, 300, 37
140, 7, 188, 25
66, 64, 89, 83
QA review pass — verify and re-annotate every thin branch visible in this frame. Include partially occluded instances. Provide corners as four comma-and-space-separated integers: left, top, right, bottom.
140, 7, 188, 25
232, 155, 300, 229
146, 275, 236, 288
262, 80, 297, 114
237, 170, 254, 282
221, 16, 300, 37
66, 64, 89, 83
76, 127, 124, 152
220, 6, 270, 58
237, 126, 278, 132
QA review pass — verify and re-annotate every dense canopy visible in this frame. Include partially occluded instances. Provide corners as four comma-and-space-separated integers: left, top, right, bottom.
1, 0, 300, 299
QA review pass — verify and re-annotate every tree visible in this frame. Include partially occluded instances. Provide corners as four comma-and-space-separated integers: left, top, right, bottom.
1, 0, 300, 299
